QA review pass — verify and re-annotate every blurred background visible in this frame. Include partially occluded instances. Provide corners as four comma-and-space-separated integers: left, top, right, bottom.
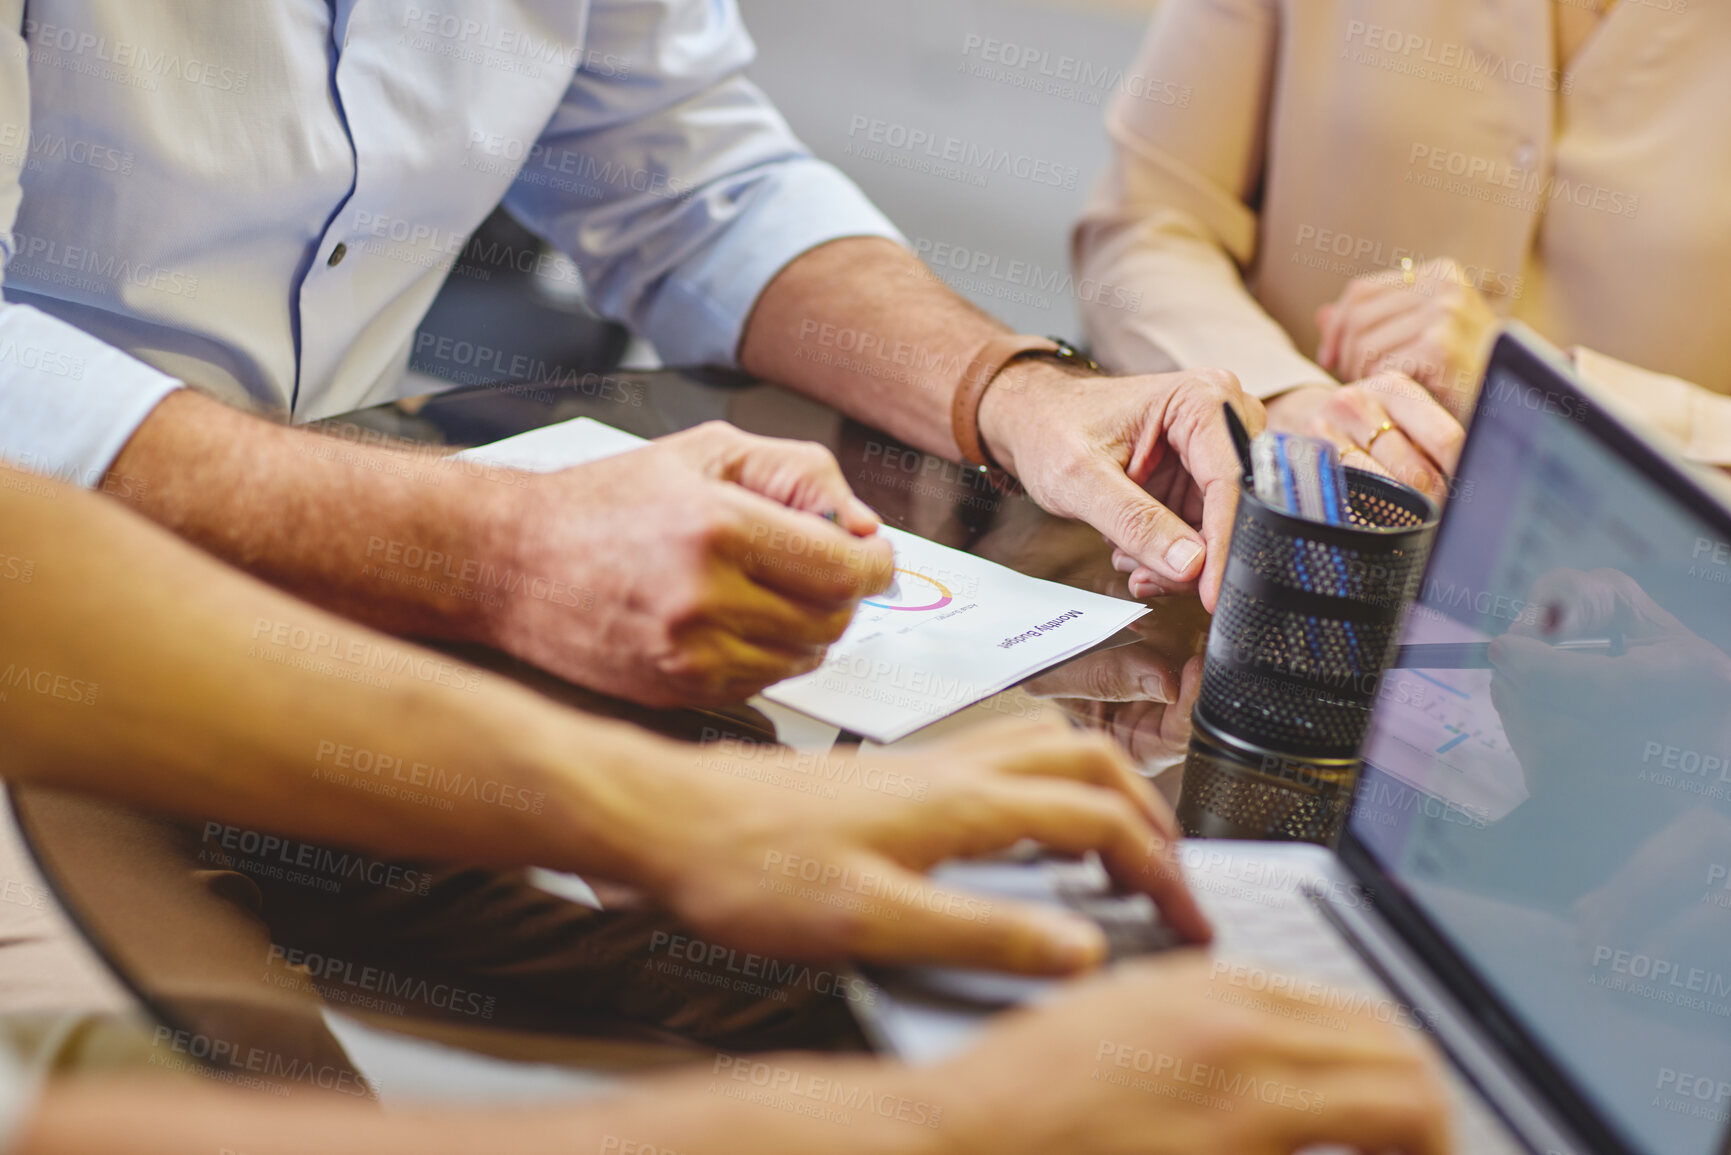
407, 0, 1159, 391
739, 0, 1155, 337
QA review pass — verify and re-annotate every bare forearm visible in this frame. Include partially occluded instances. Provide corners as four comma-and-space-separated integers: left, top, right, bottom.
740, 238, 1100, 481
107, 389, 523, 644
21, 1061, 947, 1155
0, 467, 667, 884
739, 237, 1009, 460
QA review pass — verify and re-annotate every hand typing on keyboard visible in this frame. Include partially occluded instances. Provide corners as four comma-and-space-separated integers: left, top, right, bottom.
870, 855, 1189, 1008
930, 951, 1453, 1155
1052, 859, 1187, 962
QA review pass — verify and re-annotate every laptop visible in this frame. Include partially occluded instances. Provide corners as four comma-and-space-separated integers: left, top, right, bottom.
851, 325, 1731, 1155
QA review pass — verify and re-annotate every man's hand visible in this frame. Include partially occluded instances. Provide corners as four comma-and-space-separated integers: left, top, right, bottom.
977, 364, 1262, 609
1266, 374, 1464, 505
939, 952, 1452, 1155
628, 717, 1212, 975
1317, 256, 1499, 418
494, 422, 892, 707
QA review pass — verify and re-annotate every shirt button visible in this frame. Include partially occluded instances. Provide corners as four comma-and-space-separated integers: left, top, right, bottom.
1513, 142, 1538, 169
328, 242, 348, 267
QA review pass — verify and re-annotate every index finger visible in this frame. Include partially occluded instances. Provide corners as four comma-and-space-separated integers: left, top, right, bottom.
835, 863, 1112, 975
851, 790, 1208, 970
724, 431, 883, 536
945, 722, 1181, 842
1177, 393, 1261, 613
730, 490, 895, 604
1195, 471, 1239, 615
976, 777, 1212, 943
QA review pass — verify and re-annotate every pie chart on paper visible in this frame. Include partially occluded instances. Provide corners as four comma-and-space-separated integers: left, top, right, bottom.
862, 569, 953, 612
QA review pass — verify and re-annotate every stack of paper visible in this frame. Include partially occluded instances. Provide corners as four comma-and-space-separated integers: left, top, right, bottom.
459, 418, 1149, 742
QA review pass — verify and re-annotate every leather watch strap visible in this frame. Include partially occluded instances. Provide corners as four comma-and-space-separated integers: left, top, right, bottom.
951, 334, 1060, 468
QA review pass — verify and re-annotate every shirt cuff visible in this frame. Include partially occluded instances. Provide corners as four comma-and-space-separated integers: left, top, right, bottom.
639, 158, 906, 368
1570, 345, 1731, 466
1100, 320, 1330, 401
1228, 345, 1335, 401
0, 304, 183, 486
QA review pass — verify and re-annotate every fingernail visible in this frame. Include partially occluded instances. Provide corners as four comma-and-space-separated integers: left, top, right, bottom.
1164, 539, 1203, 576
1112, 555, 1137, 574
1048, 919, 1106, 969
1138, 673, 1169, 700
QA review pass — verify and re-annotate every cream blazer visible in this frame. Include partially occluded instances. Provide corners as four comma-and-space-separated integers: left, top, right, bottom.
1074, 0, 1731, 464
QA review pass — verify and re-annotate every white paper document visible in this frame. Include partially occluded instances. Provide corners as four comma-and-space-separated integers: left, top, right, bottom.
461, 418, 1150, 742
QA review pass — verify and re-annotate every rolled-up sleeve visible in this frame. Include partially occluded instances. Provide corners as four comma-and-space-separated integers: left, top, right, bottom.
0, 3, 181, 486
502, 0, 903, 368
1073, 0, 1327, 399
1574, 346, 1731, 468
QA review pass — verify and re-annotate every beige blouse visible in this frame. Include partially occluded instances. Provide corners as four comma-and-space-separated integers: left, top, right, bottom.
1074, 0, 1731, 464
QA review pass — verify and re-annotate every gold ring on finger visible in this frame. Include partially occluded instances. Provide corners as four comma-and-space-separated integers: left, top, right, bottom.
1400, 256, 1415, 286
1363, 419, 1397, 452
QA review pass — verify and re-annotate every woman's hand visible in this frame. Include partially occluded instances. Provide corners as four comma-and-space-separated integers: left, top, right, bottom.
1264, 374, 1464, 505
1317, 257, 1499, 418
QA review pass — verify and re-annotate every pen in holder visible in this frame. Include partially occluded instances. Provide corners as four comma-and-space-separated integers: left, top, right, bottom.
1178, 410, 1439, 845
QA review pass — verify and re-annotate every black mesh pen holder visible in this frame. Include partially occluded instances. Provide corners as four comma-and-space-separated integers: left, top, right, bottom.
1179, 468, 1438, 843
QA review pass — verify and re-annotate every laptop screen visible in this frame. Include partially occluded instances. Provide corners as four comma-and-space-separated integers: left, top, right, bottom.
1351, 334, 1731, 1155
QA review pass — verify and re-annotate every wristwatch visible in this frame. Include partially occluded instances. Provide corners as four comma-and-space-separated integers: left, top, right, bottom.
950, 334, 1100, 472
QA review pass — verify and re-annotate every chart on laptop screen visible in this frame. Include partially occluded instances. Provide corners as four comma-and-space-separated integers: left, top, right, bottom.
1355, 361, 1731, 1155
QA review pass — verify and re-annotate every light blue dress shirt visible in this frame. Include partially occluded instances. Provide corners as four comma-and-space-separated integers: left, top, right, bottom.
0, 0, 901, 485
